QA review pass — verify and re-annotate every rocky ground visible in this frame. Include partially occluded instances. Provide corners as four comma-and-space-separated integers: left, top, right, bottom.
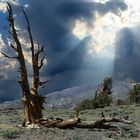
0, 104, 140, 140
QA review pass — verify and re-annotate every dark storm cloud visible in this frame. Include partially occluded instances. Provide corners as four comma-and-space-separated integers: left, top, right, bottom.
0, 79, 20, 102
98, 0, 128, 15
22, 0, 127, 92
58, 0, 127, 21
114, 27, 140, 81
18, 0, 127, 71
0, 0, 128, 98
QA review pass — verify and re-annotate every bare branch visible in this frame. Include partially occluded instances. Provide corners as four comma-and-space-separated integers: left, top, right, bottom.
1, 51, 17, 59
21, 6, 35, 55
39, 45, 44, 52
39, 56, 45, 69
10, 43, 17, 51
8, 31, 13, 36
7, 3, 23, 50
7, 3, 30, 96
39, 80, 50, 87
18, 80, 22, 86
7, 2, 12, 16
35, 45, 44, 57
21, 7, 31, 31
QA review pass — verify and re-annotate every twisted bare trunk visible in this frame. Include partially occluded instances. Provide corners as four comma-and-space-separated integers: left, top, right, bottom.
2, 3, 46, 126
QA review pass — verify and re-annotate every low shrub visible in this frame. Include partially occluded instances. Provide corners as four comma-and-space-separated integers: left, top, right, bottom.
0, 127, 23, 139
117, 99, 130, 105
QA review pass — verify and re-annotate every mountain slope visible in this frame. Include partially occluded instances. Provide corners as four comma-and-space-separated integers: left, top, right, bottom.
45, 81, 132, 109
0, 81, 132, 110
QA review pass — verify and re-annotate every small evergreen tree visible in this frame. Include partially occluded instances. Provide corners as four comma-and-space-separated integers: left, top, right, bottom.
102, 77, 112, 95
128, 85, 140, 104
76, 77, 113, 110
94, 77, 112, 108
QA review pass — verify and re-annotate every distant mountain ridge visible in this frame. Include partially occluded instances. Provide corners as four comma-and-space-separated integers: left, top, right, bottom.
0, 81, 132, 109
45, 81, 132, 109
45, 83, 98, 109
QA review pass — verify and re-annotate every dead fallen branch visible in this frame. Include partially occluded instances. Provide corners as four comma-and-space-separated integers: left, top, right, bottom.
26, 117, 134, 129
76, 117, 134, 129
37, 118, 80, 129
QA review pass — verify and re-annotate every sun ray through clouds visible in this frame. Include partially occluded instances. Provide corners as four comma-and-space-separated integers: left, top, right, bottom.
72, 0, 140, 82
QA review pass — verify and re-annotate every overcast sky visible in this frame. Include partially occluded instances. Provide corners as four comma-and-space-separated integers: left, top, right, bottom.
0, 0, 140, 101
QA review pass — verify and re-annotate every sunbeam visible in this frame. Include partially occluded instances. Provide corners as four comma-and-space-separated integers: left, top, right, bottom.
72, 0, 140, 81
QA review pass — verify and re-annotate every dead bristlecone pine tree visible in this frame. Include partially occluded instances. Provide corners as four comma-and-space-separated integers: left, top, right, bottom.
1, 3, 48, 127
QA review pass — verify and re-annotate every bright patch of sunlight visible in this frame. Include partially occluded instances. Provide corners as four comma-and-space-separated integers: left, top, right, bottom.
72, 0, 140, 78
73, 0, 140, 55
0, 2, 7, 12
